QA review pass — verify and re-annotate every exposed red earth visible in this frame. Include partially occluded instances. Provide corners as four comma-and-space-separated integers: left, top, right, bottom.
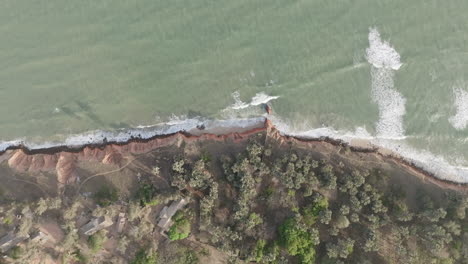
2, 119, 468, 192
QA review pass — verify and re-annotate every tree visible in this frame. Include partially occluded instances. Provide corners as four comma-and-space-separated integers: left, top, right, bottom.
320, 164, 337, 190
363, 230, 379, 252
151, 166, 160, 176
172, 158, 186, 174
420, 208, 447, 223
64, 200, 82, 222
420, 224, 452, 254
393, 201, 413, 222
335, 215, 350, 229
327, 238, 355, 259
253, 239, 266, 263
188, 160, 213, 190
371, 199, 387, 214
18, 216, 32, 236
444, 221, 461, 236
263, 241, 280, 263
303, 194, 328, 226
350, 213, 359, 223
339, 205, 350, 216
35, 198, 49, 216
9, 246, 22, 260
200, 182, 218, 223
18, 206, 33, 236
278, 217, 316, 263
350, 195, 362, 212
246, 213, 263, 231
319, 209, 332, 225
168, 211, 191, 241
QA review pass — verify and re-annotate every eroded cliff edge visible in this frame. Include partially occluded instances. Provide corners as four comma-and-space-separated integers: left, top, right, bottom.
1, 119, 467, 192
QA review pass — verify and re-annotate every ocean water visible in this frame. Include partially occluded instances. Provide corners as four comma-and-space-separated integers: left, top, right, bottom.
2, 1, 468, 182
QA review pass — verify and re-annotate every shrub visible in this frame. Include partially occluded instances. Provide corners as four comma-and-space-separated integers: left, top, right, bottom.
168, 211, 191, 241
94, 186, 118, 207
253, 239, 266, 262
87, 231, 106, 253
303, 194, 328, 226
246, 213, 264, 231
278, 217, 316, 263
9, 246, 22, 260
131, 248, 158, 264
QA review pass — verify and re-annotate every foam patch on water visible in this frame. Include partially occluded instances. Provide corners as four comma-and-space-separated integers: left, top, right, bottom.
367, 28, 406, 139
229, 91, 249, 110
250, 92, 280, 106
449, 86, 468, 130
370, 68, 406, 138
366, 27, 402, 70
225, 91, 279, 110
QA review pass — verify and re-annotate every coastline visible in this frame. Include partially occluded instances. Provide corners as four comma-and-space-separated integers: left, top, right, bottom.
0, 117, 467, 191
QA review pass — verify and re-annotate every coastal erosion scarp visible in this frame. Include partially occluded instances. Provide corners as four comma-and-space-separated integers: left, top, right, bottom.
0, 118, 467, 192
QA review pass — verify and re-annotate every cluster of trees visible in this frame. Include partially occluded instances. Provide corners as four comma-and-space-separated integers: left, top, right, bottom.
278, 217, 318, 263
3, 138, 468, 264
170, 157, 218, 228
197, 142, 468, 263
222, 144, 262, 221
273, 154, 319, 196
168, 210, 192, 241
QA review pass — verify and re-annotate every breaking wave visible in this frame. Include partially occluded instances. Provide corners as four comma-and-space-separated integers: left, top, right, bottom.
0, 117, 266, 152
368, 28, 406, 139
449, 84, 468, 130
267, 115, 468, 183
366, 27, 402, 70
225, 91, 279, 110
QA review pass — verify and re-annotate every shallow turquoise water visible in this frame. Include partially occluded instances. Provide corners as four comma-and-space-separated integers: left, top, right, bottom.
1, 1, 468, 174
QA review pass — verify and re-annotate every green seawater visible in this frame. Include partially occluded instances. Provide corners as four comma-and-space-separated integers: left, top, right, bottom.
1, 1, 468, 175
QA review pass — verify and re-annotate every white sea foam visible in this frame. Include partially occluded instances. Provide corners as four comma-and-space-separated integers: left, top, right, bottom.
229, 91, 249, 110
268, 116, 468, 183
250, 92, 280, 106
370, 68, 406, 138
374, 139, 468, 183
0, 117, 265, 151
367, 28, 406, 139
0, 140, 22, 152
225, 91, 279, 111
366, 27, 402, 70
449, 85, 468, 130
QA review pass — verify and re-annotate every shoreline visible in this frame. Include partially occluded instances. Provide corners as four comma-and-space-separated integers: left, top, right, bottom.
0, 118, 467, 191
